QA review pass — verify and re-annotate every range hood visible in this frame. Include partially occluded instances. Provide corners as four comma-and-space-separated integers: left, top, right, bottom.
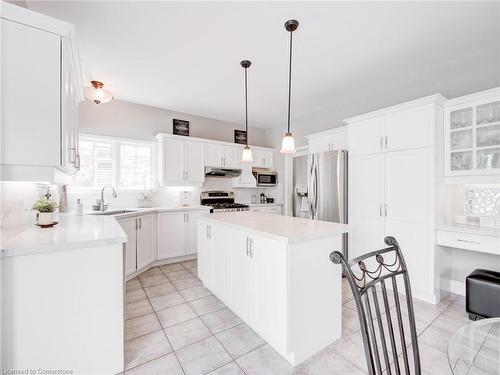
205, 166, 242, 178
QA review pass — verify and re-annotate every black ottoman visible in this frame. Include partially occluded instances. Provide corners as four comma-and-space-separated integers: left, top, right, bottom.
466, 269, 500, 320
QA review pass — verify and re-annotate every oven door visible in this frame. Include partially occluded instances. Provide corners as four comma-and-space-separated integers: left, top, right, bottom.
256, 173, 277, 187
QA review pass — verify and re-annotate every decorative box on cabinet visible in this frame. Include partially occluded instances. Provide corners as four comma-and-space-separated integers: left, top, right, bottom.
1, 3, 84, 182
444, 87, 500, 177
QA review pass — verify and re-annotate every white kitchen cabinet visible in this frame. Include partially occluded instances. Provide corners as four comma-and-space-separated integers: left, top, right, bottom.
229, 230, 254, 323
252, 149, 274, 169
444, 88, 500, 176
158, 210, 209, 260
197, 222, 214, 289
348, 117, 384, 157
136, 214, 156, 270
205, 143, 240, 169
346, 95, 443, 304
158, 212, 186, 258
118, 213, 157, 276
1, 4, 83, 182
249, 205, 282, 215
119, 217, 138, 275
306, 127, 348, 153
158, 136, 205, 186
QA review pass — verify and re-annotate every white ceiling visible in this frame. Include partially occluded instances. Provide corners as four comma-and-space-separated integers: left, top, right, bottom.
27, 1, 500, 132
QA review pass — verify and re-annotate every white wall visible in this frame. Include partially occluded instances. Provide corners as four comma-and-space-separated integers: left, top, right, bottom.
79, 99, 270, 147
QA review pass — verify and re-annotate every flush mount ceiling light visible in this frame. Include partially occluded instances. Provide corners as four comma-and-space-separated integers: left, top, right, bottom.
240, 60, 254, 163
84, 80, 113, 104
280, 19, 299, 154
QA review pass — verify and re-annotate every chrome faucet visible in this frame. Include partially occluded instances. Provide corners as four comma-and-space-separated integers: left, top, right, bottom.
100, 186, 117, 212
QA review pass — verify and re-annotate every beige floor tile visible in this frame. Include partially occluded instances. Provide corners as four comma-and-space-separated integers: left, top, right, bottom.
216, 323, 265, 359
419, 325, 454, 354
179, 285, 212, 302
126, 299, 154, 320
200, 308, 243, 334
294, 347, 367, 375
188, 266, 198, 277
125, 353, 183, 375
125, 312, 162, 341
176, 336, 232, 375
165, 317, 212, 350
172, 276, 202, 290
157, 302, 197, 328
139, 273, 169, 288
189, 295, 225, 315
160, 263, 186, 273
182, 259, 197, 270
126, 277, 142, 292
165, 269, 192, 281
144, 281, 176, 299
140, 266, 163, 276
342, 305, 361, 336
125, 330, 172, 370
236, 344, 293, 375
126, 288, 148, 304
149, 291, 185, 311
207, 361, 244, 375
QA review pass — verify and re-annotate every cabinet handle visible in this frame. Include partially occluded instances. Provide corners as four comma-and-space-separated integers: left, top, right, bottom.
380, 137, 383, 150
135, 218, 138, 230
384, 203, 388, 217
385, 136, 388, 149
379, 204, 382, 217
186, 213, 189, 222
457, 239, 480, 245
249, 238, 253, 258
139, 218, 142, 229
70, 147, 76, 163
206, 224, 210, 239
75, 154, 80, 170
246, 237, 249, 256
185, 171, 188, 180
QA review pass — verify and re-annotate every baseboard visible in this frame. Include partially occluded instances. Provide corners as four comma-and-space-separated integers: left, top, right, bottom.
449, 280, 466, 296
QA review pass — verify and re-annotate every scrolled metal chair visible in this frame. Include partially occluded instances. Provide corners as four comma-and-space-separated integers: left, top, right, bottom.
330, 236, 421, 375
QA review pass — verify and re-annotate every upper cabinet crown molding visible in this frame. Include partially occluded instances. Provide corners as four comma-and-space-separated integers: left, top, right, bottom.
155, 133, 275, 152
343, 94, 447, 125
305, 126, 348, 140
445, 87, 500, 108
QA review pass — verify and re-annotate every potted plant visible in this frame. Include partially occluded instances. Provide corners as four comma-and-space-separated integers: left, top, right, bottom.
32, 198, 58, 226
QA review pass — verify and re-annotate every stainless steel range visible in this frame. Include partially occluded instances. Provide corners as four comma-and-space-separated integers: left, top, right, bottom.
200, 191, 249, 213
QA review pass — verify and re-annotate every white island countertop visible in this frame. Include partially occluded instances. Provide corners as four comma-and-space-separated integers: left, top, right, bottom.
200, 211, 348, 243
437, 223, 500, 238
1, 214, 127, 257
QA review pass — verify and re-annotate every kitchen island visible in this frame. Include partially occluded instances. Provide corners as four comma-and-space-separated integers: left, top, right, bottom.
197, 212, 348, 366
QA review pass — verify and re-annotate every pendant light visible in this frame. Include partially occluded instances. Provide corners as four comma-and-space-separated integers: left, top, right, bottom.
84, 80, 113, 104
240, 60, 254, 163
280, 19, 299, 154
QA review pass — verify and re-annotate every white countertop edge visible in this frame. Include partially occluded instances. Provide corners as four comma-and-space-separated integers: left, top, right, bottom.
198, 213, 348, 244
247, 203, 283, 207
436, 223, 500, 238
86, 205, 211, 219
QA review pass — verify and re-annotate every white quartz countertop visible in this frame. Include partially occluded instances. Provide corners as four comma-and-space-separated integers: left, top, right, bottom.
1, 213, 128, 257
437, 223, 500, 238
199, 211, 348, 243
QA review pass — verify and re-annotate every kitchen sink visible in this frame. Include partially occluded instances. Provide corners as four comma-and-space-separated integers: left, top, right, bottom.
91, 209, 137, 216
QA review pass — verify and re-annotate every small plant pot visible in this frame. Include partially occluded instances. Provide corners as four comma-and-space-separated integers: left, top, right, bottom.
37, 212, 54, 226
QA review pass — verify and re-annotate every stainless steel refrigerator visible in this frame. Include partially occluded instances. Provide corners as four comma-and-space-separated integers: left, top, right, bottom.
293, 150, 348, 259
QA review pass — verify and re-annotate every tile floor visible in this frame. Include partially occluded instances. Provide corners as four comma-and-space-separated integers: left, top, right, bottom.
124, 259, 469, 375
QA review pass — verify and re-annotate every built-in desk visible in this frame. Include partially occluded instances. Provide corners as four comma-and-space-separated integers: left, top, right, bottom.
436, 224, 500, 255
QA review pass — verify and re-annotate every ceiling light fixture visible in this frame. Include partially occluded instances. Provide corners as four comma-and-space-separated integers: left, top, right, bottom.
280, 19, 299, 154
240, 60, 254, 163
84, 80, 113, 104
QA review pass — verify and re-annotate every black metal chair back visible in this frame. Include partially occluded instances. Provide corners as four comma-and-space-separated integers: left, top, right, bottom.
330, 236, 421, 375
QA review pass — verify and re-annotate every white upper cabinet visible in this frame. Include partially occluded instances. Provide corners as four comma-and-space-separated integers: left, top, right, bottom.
444, 88, 500, 176
348, 118, 384, 156
158, 136, 205, 186
1, 4, 83, 182
252, 149, 274, 169
205, 143, 240, 169
306, 127, 348, 153
347, 95, 444, 157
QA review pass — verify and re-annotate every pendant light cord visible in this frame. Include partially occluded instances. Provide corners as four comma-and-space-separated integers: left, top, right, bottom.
287, 30, 293, 134
244, 66, 249, 145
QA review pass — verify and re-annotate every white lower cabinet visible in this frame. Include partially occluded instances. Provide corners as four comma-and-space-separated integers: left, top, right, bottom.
249, 205, 282, 215
118, 213, 156, 276
158, 210, 207, 259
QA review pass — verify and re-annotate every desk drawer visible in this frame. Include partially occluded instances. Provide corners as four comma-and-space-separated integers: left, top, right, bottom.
436, 230, 500, 255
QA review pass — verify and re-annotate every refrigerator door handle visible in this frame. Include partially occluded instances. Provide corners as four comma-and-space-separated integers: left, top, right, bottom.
307, 154, 317, 220
337, 150, 348, 224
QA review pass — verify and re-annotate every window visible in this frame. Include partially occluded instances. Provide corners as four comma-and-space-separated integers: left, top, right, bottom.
75, 135, 154, 189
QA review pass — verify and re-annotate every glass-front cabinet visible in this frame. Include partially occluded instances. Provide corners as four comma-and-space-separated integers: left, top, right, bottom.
445, 90, 500, 176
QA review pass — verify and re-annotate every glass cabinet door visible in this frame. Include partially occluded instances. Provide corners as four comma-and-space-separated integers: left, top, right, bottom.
450, 108, 473, 129
476, 101, 500, 125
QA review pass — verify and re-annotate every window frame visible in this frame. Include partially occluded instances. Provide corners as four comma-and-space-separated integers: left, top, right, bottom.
75, 134, 157, 191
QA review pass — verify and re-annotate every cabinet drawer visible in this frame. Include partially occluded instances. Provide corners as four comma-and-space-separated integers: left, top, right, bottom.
436, 230, 500, 255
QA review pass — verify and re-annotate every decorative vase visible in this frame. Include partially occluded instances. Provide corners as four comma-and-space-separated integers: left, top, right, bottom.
37, 212, 54, 225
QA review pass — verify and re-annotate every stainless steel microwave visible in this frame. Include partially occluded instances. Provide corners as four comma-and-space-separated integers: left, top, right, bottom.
252, 169, 278, 187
